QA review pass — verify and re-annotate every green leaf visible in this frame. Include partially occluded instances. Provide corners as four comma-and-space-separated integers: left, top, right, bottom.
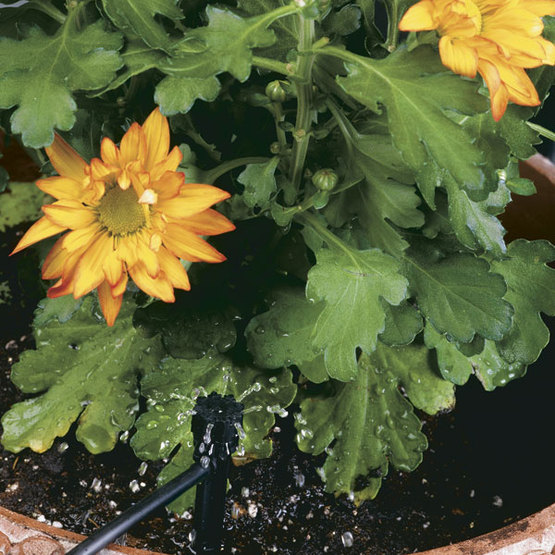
237, 0, 298, 61
424, 324, 526, 391
237, 158, 279, 210
101, 0, 182, 52
0, 17, 123, 147
306, 245, 408, 380
0, 182, 46, 232
371, 341, 455, 415
133, 291, 237, 360
155, 75, 221, 115
506, 177, 536, 196
245, 286, 325, 370
379, 301, 423, 346
491, 239, 555, 365
403, 240, 513, 343
445, 180, 507, 257
98, 40, 167, 94
131, 353, 296, 512
336, 46, 490, 205
297, 352, 427, 502
322, 5, 362, 36
1, 296, 163, 454
159, 6, 277, 83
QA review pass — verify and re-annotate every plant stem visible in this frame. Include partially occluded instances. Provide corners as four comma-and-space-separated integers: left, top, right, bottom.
527, 122, 555, 142
296, 211, 356, 261
204, 157, 270, 184
289, 16, 316, 201
29, 0, 66, 24
252, 56, 292, 76
384, 0, 400, 52
271, 103, 288, 152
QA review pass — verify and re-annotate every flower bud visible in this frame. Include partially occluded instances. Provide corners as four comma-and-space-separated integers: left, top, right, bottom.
312, 168, 338, 191
265, 81, 288, 103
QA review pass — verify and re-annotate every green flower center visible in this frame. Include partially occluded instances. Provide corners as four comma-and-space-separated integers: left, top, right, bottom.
97, 185, 146, 236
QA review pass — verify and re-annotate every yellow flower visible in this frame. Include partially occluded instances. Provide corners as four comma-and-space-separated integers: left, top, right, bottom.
399, 0, 555, 120
12, 108, 235, 326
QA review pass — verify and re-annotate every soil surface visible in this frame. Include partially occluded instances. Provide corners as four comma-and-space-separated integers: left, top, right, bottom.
1, 225, 554, 554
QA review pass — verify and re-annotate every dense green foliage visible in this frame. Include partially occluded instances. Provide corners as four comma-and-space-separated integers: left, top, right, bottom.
0, 0, 554, 509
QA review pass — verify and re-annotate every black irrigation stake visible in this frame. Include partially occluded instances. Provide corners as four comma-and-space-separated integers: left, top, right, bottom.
67, 392, 243, 555
191, 392, 244, 553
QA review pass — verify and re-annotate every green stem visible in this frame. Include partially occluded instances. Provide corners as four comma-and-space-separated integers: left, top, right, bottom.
204, 157, 270, 184
325, 99, 355, 159
271, 103, 288, 152
289, 16, 316, 200
29, 0, 66, 24
384, 0, 400, 52
527, 122, 555, 142
252, 56, 292, 76
296, 211, 356, 262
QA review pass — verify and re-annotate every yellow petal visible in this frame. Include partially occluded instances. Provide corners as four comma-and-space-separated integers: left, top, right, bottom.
11, 216, 65, 255
399, 0, 437, 31
37, 176, 83, 200
182, 209, 236, 236
151, 171, 185, 200
103, 248, 124, 286
43, 200, 97, 229
439, 36, 478, 77
163, 224, 226, 263
142, 107, 170, 171
111, 272, 128, 297
45, 134, 87, 181
100, 137, 120, 167
158, 246, 191, 291
42, 237, 66, 280
61, 224, 98, 253
97, 280, 123, 327
129, 262, 175, 302
158, 184, 231, 219
73, 233, 112, 297
150, 146, 183, 180
136, 235, 161, 278
119, 123, 147, 166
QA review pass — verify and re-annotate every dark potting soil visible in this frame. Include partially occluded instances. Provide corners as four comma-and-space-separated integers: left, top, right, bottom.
1, 227, 554, 554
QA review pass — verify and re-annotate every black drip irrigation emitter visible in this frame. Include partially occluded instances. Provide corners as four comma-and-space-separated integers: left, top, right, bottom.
67, 392, 244, 555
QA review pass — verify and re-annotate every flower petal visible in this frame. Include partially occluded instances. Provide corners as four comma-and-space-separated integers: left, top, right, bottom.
100, 137, 120, 167
61, 224, 99, 253
42, 237, 66, 280
142, 107, 170, 171
97, 280, 123, 326
42, 200, 97, 230
37, 176, 83, 200
158, 246, 191, 291
150, 146, 183, 180
182, 209, 236, 236
119, 123, 147, 166
399, 0, 437, 31
73, 233, 112, 297
163, 224, 226, 263
151, 171, 185, 200
439, 36, 478, 77
103, 247, 124, 286
158, 184, 231, 219
136, 235, 161, 278
129, 262, 175, 302
45, 134, 87, 181
11, 216, 65, 254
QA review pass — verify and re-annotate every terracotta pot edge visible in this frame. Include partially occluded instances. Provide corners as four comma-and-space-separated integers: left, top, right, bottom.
2, 502, 555, 554
414, 502, 555, 555
0, 505, 166, 554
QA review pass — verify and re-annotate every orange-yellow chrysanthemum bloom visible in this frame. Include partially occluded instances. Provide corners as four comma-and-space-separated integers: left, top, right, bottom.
11, 108, 235, 326
399, 0, 555, 120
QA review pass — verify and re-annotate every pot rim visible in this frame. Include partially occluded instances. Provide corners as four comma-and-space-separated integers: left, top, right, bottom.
1, 502, 554, 554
